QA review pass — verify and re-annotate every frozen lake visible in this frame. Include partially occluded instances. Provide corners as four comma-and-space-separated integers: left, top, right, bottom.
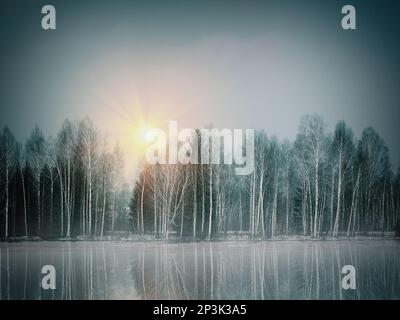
1, 241, 399, 300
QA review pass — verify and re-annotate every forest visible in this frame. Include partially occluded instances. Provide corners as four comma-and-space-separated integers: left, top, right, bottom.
0, 118, 131, 239
130, 114, 400, 240
0, 114, 400, 240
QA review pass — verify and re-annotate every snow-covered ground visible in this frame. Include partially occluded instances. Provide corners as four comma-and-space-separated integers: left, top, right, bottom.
2, 231, 397, 242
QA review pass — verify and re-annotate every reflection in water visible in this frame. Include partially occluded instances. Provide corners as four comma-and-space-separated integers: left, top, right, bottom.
0, 241, 399, 300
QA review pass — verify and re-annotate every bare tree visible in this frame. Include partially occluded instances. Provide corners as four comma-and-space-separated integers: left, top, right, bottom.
332, 121, 354, 237
295, 115, 327, 237
77, 118, 97, 238
26, 126, 46, 236
0, 128, 18, 238
17, 143, 28, 236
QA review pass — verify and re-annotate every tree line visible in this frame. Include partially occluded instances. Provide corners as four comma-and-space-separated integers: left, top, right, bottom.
0, 118, 131, 239
1, 114, 399, 240
130, 114, 400, 239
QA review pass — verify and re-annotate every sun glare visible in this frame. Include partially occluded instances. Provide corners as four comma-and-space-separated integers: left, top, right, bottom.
136, 126, 152, 143
99, 96, 168, 179
127, 118, 161, 155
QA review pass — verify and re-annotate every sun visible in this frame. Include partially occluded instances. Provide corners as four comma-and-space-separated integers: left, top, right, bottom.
125, 118, 161, 157
97, 95, 168, 180
136, 126, 153, 144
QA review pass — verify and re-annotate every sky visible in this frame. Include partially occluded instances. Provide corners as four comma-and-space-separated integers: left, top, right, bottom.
1, 0, 399, 181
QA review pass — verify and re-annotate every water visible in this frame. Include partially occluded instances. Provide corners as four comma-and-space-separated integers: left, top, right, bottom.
0, 241, 399, 300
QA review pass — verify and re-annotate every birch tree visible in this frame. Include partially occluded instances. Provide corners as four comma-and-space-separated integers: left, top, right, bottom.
17, 143, 28, 236
0, 127, 18, 238
295, 115, 327, 237
57, 120, 77, 238
331, 121, 354, 237
77, 118, 97, 238
26, 126, 46, 236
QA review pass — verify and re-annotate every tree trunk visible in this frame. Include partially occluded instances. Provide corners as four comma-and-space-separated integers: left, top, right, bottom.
5, 166, 9, 238
192, 169, 197, 240
201, 165, 205, 237
208, 165, 213, 240
347, 170, 360, 236
111, 193, 116, 232
180, 188, 185, 239
239, 190, 243, 233
101, 177, 107, 239
329, 167, 335, 236
313, 149, 319, 238
140, 168, 147, 235
333, 151, 342, 237
87, 155, 92, 237
154, 170, 157, 235
20, 166, 28, 236
66, 158, 71, 238
257, 167, 264, 237
271, 177, 278, 237
58, 167, 63, 238
50, 171, 54, 236
285, 182, 290, 235
250, 171, 256, 239
37, 174, 41, 236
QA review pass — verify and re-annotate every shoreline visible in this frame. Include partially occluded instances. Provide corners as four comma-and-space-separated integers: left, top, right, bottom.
1, 233, 399, 243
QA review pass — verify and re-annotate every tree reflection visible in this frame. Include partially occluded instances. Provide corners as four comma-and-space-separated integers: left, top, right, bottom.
0, 241, 399, 300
